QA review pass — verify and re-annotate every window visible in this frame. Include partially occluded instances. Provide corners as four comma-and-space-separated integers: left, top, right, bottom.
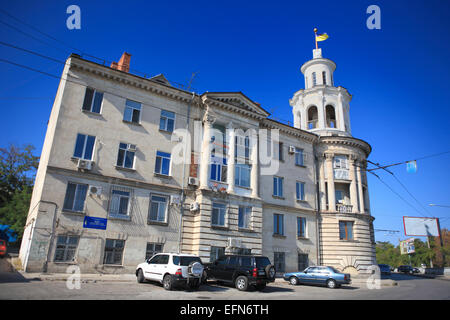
294, 148, 305, 166
237, 248, 252, 255
273, 213, 284, 235
274, 252, 285, 273
229, 256, 239, 265
335, 190, 344, 204
123, 99, 141, 123
273, 176, 283, 197
333, 155, 348, 169
298, 253, 308, 271
240, 256, 252, 267
54, 235, 79, 262
297, 217, 306, 238
103, 239, 125, 265
238, 206, 252, 229
235, 135, 250, 160
149, 194, 169, 223
210, 246, 225, 262
73, 133, 95, 160
82, 87, 103, 113
159, 110, 175, 132
116, 143, 136, 169
339, 221, 354, 240
211, 202, 226, 227
210, 156, 227, 182
155, 151, 171, 175
63, 182, 88, 212
109, 187, 131, 218
322, 71, 327, 85
296, 181, 305, 201
278, 142, 284, 161
146, 243, 163, 260
312, 72, 317, 86
235, 163, 251, 188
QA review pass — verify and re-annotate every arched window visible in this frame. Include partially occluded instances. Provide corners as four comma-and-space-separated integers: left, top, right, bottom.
322, 71, 327, 85
312, 72, 317, 86
307, 106, 318, 129
325, 105, 336, 128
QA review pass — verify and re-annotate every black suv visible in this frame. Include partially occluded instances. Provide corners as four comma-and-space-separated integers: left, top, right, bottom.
204, 255, 276, 291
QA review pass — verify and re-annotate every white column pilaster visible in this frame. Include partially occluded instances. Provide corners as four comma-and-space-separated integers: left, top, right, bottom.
349, 155, 358, 213
250, 130, 259, 198
199, 113, 214, 189
325, 153, 336, 212
226, 122, 236, 193
356, 159, 365, 213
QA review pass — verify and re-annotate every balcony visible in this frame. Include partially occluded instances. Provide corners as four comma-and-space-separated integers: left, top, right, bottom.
334, 168, 349, 180
336, 204, 353, 213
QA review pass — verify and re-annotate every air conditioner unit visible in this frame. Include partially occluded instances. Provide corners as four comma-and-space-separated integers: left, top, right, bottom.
288, 146, 296, 154
227, 238, 242, 248
190, 202, 200, 212
170, 195, 181, 206
77, 159, 93, 170
88, 185, 102, 196
188, 177, 198, 186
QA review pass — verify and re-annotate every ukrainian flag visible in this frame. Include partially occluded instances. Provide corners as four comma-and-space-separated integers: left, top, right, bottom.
316, 33, 329, 41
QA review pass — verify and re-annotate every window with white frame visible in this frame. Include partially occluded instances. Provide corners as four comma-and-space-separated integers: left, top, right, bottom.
148, 194, 169, 223
235, 135, 250, 160
294, 148, 305, 166
54, 235, 79, 262
210, 246, 225, 262
73, 133, 96, 160
123, 99, 141, 123
296, 181, 305, 201
211, 202, 226, 227
109, 187, 132, 218
155, 151, 171, 175
63, 182, 88, 212
116, 143, 136, 169
210, 155, 227, 182
238, 206, 252, 229
82, 87, 103, 114
159, 110, 175, 132
235, 163, 251, 188
273, 176, 283, 197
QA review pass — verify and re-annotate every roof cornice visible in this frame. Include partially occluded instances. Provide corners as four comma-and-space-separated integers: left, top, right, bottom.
319, 136, 372, 156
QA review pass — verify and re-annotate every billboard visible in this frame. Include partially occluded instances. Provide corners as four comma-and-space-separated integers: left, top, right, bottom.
399, 238, 415, 255
403, 216, 440, 237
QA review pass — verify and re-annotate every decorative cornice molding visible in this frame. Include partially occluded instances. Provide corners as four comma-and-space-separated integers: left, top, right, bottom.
260, 119, 318, 143
319, 136, 372, 156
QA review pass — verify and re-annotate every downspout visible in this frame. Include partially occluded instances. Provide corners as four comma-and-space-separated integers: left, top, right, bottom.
312, 141, 321, 266
178, 92, 195, 253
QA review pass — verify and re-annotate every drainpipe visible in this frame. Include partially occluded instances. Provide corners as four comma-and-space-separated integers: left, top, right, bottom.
178, 92, 196, 253
312, 142, 321, 266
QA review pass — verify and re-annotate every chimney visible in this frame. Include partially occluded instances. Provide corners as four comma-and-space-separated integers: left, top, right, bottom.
110, 52, 131, 73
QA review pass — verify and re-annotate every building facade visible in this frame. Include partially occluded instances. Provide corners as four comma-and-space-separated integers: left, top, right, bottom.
19, 48, 376, 275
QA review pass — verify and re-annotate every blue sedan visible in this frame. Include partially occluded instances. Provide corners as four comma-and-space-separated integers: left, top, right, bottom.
283, 266, 351, 289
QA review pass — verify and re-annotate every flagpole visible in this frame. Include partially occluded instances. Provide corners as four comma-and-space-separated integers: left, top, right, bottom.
314, 28, 318, 49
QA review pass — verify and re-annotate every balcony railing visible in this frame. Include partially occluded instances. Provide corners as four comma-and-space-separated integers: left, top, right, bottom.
334, 168, 349, 180
307, 120, 318, 129
336, 204, 353, 213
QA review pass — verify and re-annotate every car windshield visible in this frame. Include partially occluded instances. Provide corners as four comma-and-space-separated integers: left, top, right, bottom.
255, 257, 271, 268
172, 256, 202, 266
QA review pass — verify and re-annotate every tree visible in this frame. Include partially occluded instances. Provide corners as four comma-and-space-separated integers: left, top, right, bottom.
0, 144, 38, 243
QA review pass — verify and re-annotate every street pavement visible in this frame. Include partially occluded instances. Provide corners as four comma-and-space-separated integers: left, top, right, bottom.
0, 257, 449, 300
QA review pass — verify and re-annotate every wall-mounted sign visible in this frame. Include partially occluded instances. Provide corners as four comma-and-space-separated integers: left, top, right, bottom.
83, 216, 107, 230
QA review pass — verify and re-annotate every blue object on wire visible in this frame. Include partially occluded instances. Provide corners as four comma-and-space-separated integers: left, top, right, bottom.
406, 160, 417, 173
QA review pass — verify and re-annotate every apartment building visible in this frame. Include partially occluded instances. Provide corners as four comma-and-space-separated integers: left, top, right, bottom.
19, 48, 376, 275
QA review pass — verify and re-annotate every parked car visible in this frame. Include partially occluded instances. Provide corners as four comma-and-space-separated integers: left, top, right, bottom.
204, 255, 276, 291
378, 264, 391, 275
0, 240, 6, 258
136, 253, 204, 290
397, 265, 413, 274
283, 266, 351, 289
412, 267, 420, 274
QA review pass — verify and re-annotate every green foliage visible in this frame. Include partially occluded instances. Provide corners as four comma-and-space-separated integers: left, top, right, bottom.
0, 144, 38, 243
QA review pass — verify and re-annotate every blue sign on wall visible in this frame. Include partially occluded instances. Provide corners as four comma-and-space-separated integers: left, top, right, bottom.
83, 216, 107, 230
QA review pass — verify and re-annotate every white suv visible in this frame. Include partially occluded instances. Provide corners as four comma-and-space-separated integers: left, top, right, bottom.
136, 253, 204, 290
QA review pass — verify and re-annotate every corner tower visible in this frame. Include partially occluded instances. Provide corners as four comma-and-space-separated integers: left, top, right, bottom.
291, 42, 376, 276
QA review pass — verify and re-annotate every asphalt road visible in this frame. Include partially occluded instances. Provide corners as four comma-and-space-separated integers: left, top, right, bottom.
0, 268, 449, 300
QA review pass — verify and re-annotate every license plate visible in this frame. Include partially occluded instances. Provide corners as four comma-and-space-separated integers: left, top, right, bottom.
258, 271, 265, 275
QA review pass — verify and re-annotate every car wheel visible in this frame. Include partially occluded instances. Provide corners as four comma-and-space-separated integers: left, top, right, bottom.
289, 276, 299, 285
235, 276, 249, 291
163, 274, 173, 291
265, 264, 276, 280
326, 279, 337, 289
136, 269, 145, 283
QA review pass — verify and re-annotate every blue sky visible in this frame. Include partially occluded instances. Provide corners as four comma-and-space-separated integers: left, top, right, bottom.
1, 0, 449, 244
